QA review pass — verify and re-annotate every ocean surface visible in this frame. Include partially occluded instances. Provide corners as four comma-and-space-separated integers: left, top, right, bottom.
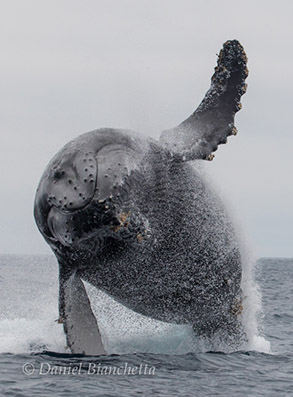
0, 255, 292, 396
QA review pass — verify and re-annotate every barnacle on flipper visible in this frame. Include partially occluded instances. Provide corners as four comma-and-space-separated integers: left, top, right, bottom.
159, 39, 248, 162
231, 126, 238, 136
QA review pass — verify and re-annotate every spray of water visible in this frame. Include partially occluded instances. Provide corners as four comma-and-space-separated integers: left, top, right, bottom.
201, 163, 271, 354
0, 213, 270, 357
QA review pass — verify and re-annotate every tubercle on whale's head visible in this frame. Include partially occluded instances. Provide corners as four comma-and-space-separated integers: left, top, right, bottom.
33, 149, 98, 245
44, 189, 149, 254
44, 149, 98, 210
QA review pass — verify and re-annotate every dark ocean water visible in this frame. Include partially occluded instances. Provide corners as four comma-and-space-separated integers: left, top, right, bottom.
0, 256, 292, 396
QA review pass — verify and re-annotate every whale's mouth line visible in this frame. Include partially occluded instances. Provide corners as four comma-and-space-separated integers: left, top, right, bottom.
42, 184, 124, 245
47, 192, 149, 250
47, 199, 120, 247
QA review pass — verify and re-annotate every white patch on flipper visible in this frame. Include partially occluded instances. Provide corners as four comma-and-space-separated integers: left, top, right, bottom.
64, 274, 106, 355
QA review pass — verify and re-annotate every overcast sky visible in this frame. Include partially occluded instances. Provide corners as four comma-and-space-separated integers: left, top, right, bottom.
0, 0, 292, 257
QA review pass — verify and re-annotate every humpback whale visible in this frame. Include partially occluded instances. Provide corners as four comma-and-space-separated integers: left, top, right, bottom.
34, 40, 248, 355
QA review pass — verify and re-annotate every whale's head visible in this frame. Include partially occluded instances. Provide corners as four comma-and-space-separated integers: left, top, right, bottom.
34, 129, 150, 256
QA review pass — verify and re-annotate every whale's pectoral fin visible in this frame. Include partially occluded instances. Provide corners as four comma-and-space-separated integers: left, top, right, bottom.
59, 270, 106, 355
160, 40, 248, 161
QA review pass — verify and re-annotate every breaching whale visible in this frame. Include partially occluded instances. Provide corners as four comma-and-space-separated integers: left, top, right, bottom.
34, 40, 248, 355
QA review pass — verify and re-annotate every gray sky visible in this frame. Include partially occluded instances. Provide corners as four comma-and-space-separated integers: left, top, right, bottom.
0, 0, 292, 257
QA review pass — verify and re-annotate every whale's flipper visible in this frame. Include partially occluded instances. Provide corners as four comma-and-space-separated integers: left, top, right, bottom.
159, 40, 248, 161
60, 270, 106, 355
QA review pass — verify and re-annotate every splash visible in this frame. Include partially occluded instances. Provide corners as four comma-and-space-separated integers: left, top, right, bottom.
239, 247, 271, 353
84, 276, 271, 355
201, 163, 271, 354
0, 254, 270, 355
0, 317, 66, 354
0, 255, 66, 354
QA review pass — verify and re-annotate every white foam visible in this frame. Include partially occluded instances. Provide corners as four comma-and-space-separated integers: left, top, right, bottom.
0, 317, 66, 354
0, 255, 66, 354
